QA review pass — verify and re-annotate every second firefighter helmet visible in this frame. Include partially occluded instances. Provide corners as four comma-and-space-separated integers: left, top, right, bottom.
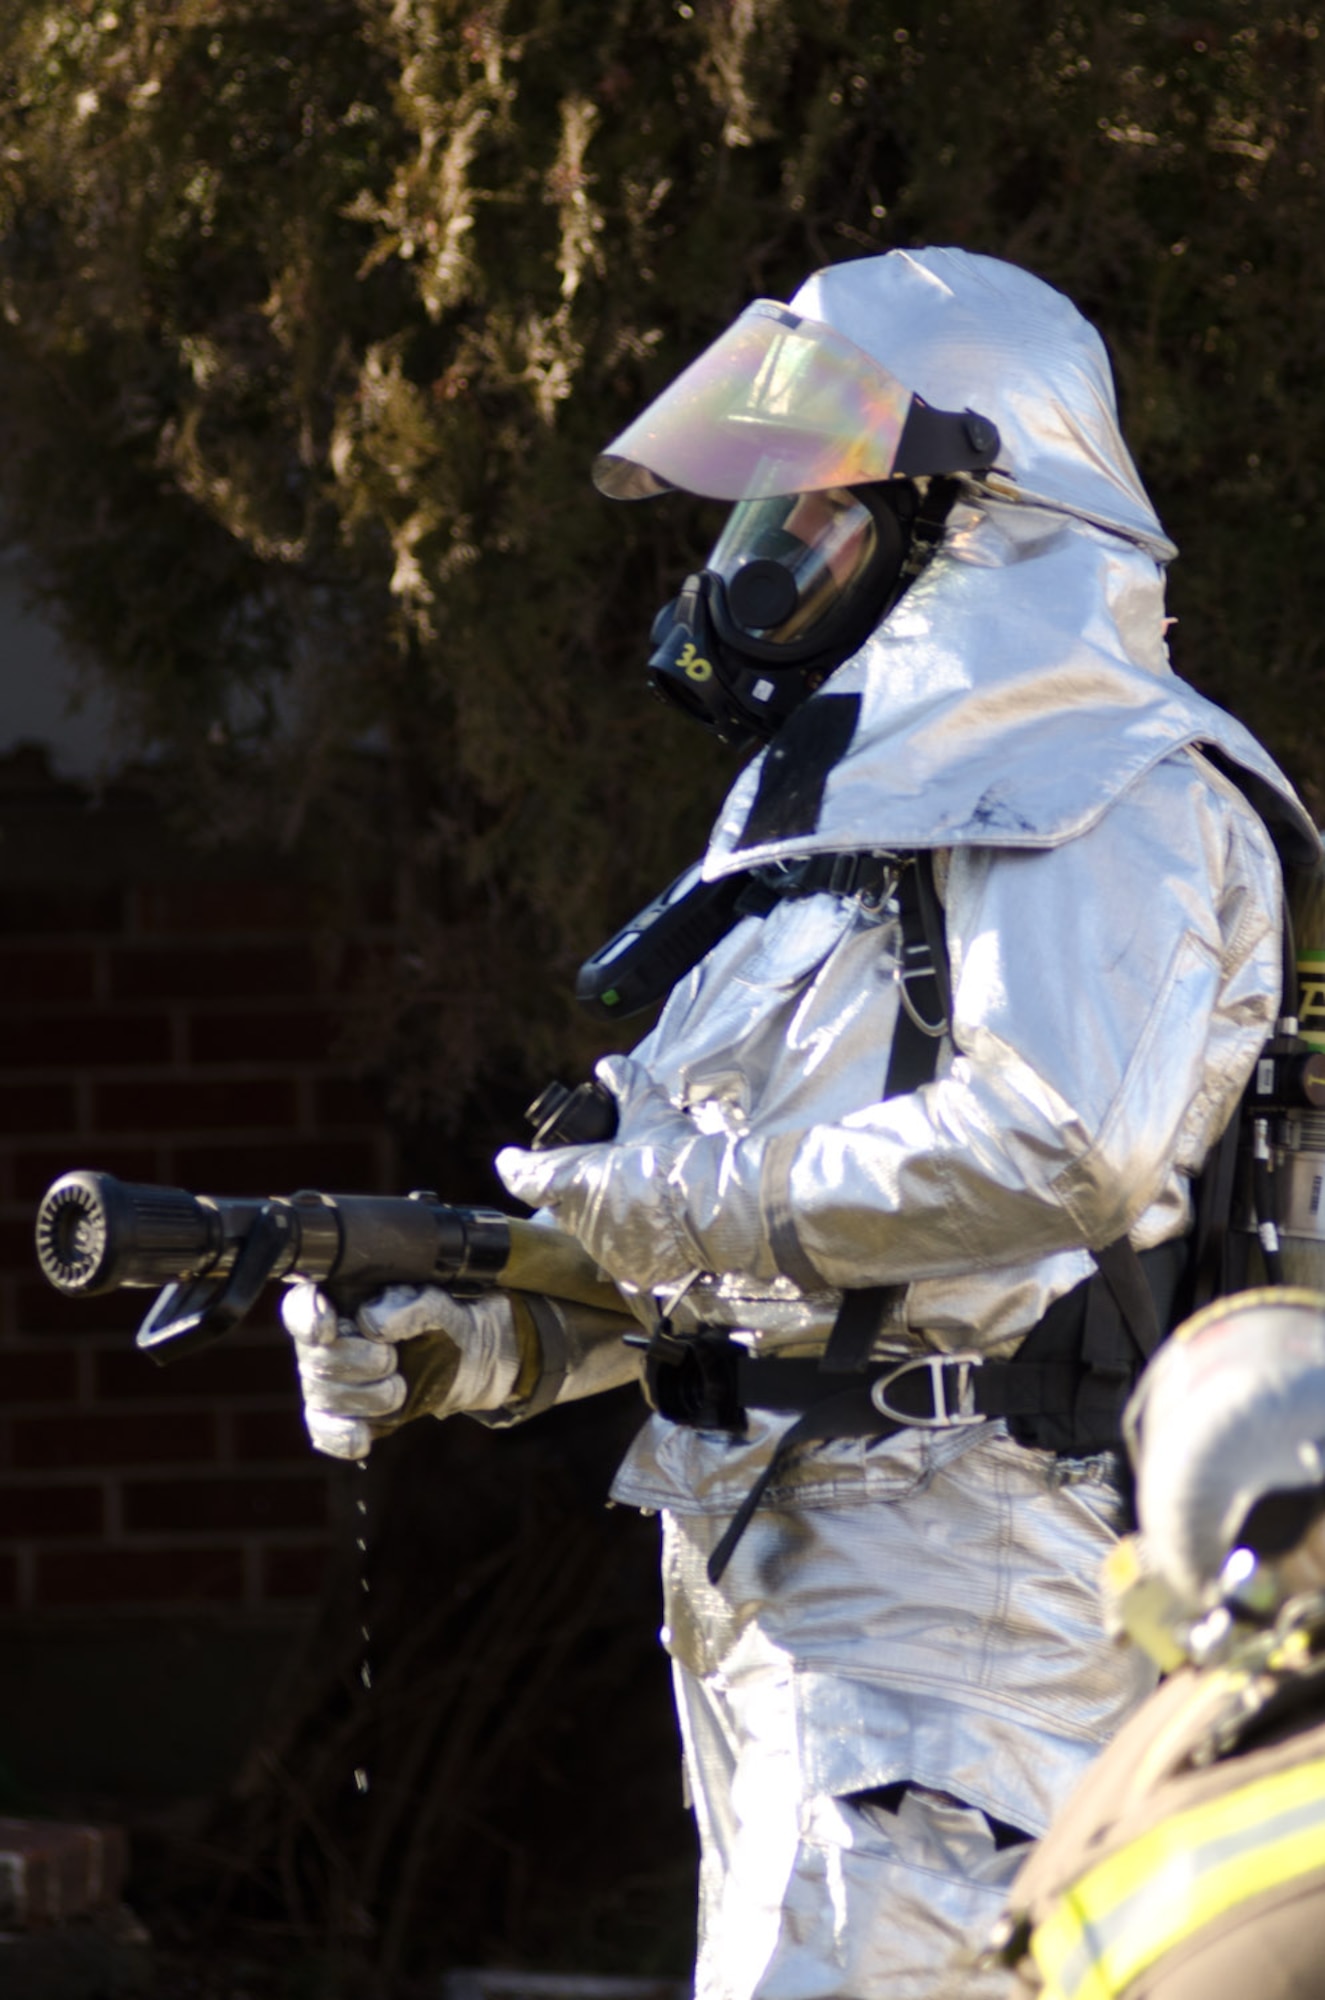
1125, 1286, 1325, 1611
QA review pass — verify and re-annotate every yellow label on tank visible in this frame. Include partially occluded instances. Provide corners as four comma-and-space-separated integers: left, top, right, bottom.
1298, 949, 1325, 1053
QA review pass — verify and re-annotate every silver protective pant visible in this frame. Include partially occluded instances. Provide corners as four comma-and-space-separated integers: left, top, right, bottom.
658, 1425, 1153, 2000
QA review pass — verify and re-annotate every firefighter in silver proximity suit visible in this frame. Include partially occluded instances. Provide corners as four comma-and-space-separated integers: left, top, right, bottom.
282, 249, 1321, 1999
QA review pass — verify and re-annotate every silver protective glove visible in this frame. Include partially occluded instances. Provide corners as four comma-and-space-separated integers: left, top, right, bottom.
495, 1054, 777, 1292
281, 1281, 522, 1461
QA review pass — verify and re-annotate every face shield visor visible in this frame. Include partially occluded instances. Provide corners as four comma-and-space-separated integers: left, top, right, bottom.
594, 299, 1000, 504
600, 298, 1000, 748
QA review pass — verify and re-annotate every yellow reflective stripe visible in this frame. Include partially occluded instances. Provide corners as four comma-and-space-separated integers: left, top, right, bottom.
1032, 1894, 1113, 2000
1030, 1752, 1325, 2000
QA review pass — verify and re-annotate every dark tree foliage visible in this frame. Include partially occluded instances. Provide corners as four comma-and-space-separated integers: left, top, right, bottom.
3, 1, 1323, 1121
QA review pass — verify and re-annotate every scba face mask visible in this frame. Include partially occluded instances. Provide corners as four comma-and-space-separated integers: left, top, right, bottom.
647, 480, 928, 745
593, 296, 1001, 747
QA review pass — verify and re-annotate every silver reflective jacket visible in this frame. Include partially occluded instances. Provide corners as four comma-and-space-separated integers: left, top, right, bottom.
610, 740, 1298, 1506
504, 251, 1321, 1995
592, 253, 1315, 1438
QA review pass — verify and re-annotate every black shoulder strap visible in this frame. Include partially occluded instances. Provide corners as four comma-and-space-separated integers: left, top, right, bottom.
1185, 1106, 1246, 1315
822, 852, 950, 1374
1177, 750, 1303, 1310
820, 851, 1178, 1390
884, 850, 949, 1098
1090, 1236, 1164, 1363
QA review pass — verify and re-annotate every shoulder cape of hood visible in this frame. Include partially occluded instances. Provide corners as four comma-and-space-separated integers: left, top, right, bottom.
701, 502, 1318, 877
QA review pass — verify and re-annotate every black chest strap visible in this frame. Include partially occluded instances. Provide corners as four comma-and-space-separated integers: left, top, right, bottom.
820, 850, 1167, 1387
821, 850, 951, 1374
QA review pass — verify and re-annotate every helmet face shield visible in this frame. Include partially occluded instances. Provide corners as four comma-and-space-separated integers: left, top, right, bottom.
601, 290, 993, 749
594, 300, 999, 503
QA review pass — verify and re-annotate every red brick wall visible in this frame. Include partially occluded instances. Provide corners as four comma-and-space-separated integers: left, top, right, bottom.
0, 853, 396, 1620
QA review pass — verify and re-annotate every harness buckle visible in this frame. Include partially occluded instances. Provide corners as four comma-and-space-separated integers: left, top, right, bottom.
869, 1351, 985, 1428
894, 945, 948, 1037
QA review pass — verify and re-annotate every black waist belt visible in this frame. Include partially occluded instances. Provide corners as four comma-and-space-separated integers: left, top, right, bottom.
648, 1337, 1074, 1585
737, 1347, 1079, 1422
642, 1236, 1188, 1586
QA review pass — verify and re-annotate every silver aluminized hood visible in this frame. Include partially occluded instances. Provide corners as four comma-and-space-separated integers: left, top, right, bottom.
697, 250, 1316, 875
798, 247, 1174, 558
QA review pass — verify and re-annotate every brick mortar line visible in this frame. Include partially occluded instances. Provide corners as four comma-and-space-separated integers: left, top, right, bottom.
0, 1465, 316, 1486
0, 995, 378, 1012
0, 1607, 321, 1625
27, 1465, 328, 1482
0, 1503, 320, 1526
138, 1401, 301, 1413
0, 1463, 297, 1481
4, 1529, 333, 1547
0, 922, 392, 938
0, 1398, 299, 1415
0, 1337, 288, 1352
10, 1365, 305, 1383
0, 1448, 310, 1475
0, 1332, 152, 1349
0, 1064, 373, 1086
0, 1124, 385, 1142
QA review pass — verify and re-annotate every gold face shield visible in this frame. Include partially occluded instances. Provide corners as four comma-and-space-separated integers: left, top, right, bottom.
593, 300, 999, 504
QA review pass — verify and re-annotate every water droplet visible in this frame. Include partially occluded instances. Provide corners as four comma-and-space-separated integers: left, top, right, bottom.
353, 1465, 373, 1802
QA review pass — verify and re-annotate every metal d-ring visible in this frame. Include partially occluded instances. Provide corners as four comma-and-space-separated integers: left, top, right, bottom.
869, 1351, 985, 1427
895, 955, 948, 1037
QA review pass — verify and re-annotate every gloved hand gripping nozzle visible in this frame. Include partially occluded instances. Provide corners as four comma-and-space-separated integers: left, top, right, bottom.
34, 1163, 622, 1364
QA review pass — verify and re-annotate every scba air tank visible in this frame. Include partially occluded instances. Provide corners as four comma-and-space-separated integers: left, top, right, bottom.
1272, 842, 1325, 1290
